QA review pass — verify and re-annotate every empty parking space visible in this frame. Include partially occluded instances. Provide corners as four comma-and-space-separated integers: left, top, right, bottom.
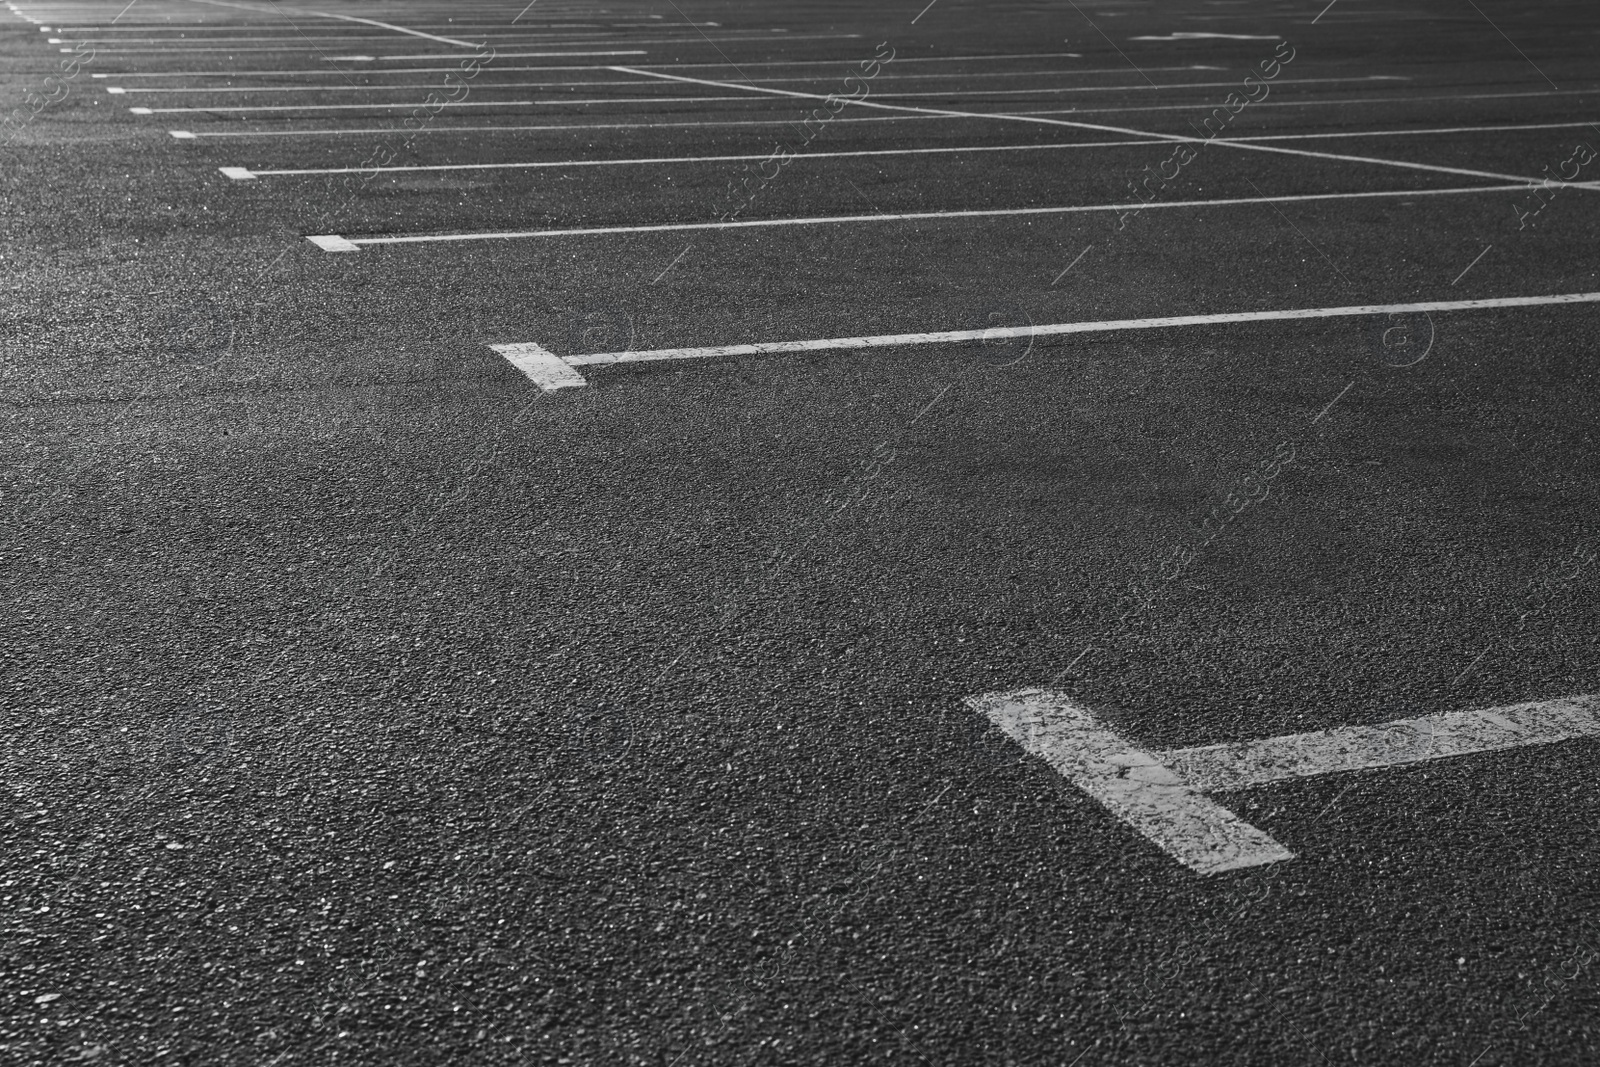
5, 1, 1599, 1065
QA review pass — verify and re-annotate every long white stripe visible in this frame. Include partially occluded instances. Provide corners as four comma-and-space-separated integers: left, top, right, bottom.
309, 184, 1532, 248
100, 73, 1396, 96
180, 114, 959, 138
609, 66, 1554, 187
72, 33, 848, 53
967, 689, 1294, 875
165, 107, 1600, 140
561, 292, 1600, 365
244, 140, 1172, 177
99, 65, 1224, 88
233, 120, 1600, 177
180, 0, 486, 48
357, 35, 867, 58
1160, 694, 1600, 791
130, 98, 642, 113
87, 52, 1087, 77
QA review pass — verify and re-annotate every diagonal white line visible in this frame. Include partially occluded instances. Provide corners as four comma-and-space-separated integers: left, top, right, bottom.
314, 184, 1536, 248
180, 0, 486, 48
609, 65, 1558, 188
1160, 694, 1600, 790
556, 292, 1600, 366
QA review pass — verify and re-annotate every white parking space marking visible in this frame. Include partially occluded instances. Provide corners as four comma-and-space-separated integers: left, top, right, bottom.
305, 234, 360, 252
304, 184, 1535, 249
494, 342, 589, 391
174, 114, 967, 139
88, 53, 1086, 77
968, 689, 1600, 874
1162, 695, 1600, 792
483, 292, 1600, 391
610, 67, 1564, 187
224, 120, 1600, 178
135, 100, 548, 113
84, 67, 1282, 93
167, 108, 1600, 141
1029, 87, 1600, 115
94, 74, 1406, 97
968, 690, 1295, 875
236, 142, 1177, 178
180, 0, 488, 49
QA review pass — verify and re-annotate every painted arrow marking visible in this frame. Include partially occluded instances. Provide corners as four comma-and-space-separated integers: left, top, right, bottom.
965, 688, 1600, 875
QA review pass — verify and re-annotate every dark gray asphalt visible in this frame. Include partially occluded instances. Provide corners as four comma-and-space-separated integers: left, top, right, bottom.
3, 0, 1599, 1064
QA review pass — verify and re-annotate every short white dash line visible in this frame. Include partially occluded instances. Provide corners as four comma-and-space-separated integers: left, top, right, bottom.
967, 688, 1600, 873
1452, 243, 1494, 286
480, 292, 1600, 391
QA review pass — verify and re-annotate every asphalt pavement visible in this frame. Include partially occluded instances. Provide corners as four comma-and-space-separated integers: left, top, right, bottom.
2, 0, 1598, 1064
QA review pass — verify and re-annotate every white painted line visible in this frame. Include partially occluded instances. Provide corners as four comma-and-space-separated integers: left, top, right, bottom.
608, 66, 1556, 189
359, 36, 859, 59
241, 140, 1174, 177
309, 184, 1535, 248
234, 118, 1600, 177
218, 166, 256, 180
565, 292, 1600, 365
178, 0, 487, 49
157, 114, 965, 139
873, 75, 1403, 97
128, 107, 152, 115
155, 110, 1600, 141
967, 689, 1294, 874
131, 97, 785, 113
93, 66, 1226, 93
490, 342, 589, 390
1019, 87, 1600, 117
1131, 32, 1281, 40
169, 130, 197, 139
105, 86, 125, 94
305, 234, 360, 253
969, 689, 1600, 873
93, 73, 1399, 96
1160, 694, 1600, 792
485, 292, 1600, 389
75, 52, 1092, 78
